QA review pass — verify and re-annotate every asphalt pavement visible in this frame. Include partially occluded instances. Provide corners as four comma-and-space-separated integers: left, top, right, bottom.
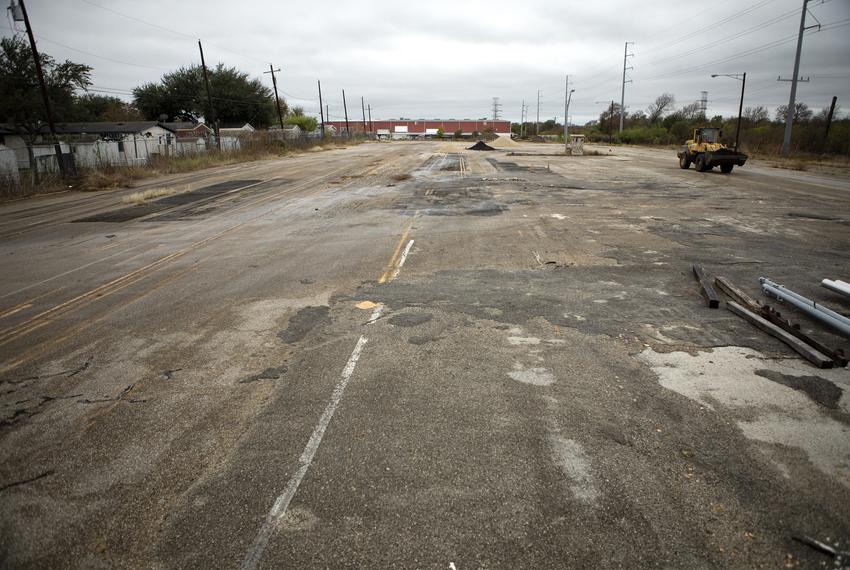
1, 141, 849, 568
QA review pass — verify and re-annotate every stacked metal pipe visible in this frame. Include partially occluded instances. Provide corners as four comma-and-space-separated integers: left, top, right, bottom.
760, 278, 850, 338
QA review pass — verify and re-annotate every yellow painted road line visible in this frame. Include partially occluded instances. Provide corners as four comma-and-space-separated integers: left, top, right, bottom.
2, 260, 204, 375
0, 303, 32, 320
0, 156, 381, 367
378, 226, 412, 284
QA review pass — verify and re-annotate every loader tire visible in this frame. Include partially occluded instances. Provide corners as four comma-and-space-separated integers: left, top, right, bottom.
679, 154, 691, 169
694, 154, 708, 172
720, 164, 734, 173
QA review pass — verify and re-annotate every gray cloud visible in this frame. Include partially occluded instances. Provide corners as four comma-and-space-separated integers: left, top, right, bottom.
4, 0, 849, 124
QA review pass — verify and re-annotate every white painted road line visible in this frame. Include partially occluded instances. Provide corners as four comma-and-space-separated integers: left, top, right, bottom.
389, 239, 414, 282
240, 335, 369, 570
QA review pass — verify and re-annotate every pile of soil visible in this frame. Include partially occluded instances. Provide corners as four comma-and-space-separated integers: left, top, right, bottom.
468, 141, 496, 151
488, 135, 520, 148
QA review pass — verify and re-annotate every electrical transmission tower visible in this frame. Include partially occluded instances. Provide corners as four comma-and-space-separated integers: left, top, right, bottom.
492, 97, 502, 120
619, 41, 634, 132
699, 91, 708, 115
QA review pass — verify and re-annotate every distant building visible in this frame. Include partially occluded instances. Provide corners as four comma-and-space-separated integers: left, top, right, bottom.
218, 122, 255, 137
159, 122, 213, 141
322, 119, 511, 139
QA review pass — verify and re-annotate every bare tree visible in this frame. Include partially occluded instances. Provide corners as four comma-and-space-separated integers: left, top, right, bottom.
816, 103, 841, 121
775, 102, 812, 123
743, 105, 769, 125
678, 102, 703, 121
647, 93, 675, 123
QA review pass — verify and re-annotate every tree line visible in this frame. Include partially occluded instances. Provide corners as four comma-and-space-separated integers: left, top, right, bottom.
0, 36, 315, 143
512, 91, 847, 156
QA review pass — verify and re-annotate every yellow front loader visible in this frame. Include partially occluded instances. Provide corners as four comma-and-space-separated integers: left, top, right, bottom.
677, 127, 747, 173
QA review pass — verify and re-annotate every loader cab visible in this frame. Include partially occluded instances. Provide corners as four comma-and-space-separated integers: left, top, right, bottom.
694, 127, 721, 144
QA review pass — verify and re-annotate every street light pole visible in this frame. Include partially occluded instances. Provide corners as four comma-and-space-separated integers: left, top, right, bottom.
735, 72, 746, 152
563, 83, 574, 154
711, 73, 746, 152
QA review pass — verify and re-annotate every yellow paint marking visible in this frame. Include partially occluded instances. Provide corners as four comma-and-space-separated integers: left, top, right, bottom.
1, 261, 203, 375
0, 286, 65, 319
355, 300, 379, 310
0, 302, 32, 319
378, 226, 413, 284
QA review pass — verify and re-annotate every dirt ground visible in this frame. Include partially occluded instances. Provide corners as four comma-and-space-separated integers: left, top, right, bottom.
0, 140, 848, 568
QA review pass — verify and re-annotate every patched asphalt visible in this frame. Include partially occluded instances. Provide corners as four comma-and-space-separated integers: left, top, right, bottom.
1, 141, 849, 568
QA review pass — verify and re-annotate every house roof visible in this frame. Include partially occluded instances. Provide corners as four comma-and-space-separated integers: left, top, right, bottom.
219, 122, 254, 130
159, 122, 212, 132
0, 121, 164, 135
54, 121, 162, 134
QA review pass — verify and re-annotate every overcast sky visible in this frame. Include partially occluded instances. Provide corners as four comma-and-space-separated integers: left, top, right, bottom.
4, 0, 849, 124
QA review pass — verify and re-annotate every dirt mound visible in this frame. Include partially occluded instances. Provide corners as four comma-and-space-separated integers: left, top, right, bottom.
468, 141, 495, 151
488, 135, 520, 148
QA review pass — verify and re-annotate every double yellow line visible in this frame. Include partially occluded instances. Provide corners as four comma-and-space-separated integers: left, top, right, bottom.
378, 225, 413, 284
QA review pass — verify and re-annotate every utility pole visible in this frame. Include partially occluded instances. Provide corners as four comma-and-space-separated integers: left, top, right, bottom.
491, 97, 502, 120
781, 0, 811, 156
367, 104, 372, 132
318, 80, 325, 137
342, 89, 350, 136
609, 101, 615, 136
824, 95, 837, 140
13, 0, 65, 176
620, 41, 634, 133
264, 65, 284, 130
520, 100, 525, 138
361, 96, 367, 134
536, 90, 541, 136
198, 40, 220, 149
563, 75, 574, 154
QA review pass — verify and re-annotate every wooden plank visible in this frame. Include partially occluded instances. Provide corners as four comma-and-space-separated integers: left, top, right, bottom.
727, 301, 833, 369
759, 306, 848, 367
692, 264, 720, 308
714, 276, 761, 311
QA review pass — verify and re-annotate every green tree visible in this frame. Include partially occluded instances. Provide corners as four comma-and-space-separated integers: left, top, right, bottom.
283, 106, 316, 132
71, 93, 143, 122
285, 114, 317, 132
133, 64, 281, 127
0, 36, 91, 142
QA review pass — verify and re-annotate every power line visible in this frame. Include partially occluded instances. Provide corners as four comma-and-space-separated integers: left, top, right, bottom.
77, 0, 270, 65
641, 6, 801, 69
644, 18, 849, 82
641, 0, 777, 54
34, 35, 171, 70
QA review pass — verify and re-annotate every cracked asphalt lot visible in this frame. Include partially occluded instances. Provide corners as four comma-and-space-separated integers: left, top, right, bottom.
1, 141, 849, 568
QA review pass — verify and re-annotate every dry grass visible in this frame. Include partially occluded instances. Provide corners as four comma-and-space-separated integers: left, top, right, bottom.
770, 160, 809, 171
121, 186, 188, 204
1, 135, 364, 203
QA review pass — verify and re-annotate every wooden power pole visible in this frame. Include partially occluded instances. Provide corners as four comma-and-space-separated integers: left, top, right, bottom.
198, 40, 220, 149
318, 80, 325, 137
342, 89, 350, 136
16, 0, 65, 176
264, 65, 285, 130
